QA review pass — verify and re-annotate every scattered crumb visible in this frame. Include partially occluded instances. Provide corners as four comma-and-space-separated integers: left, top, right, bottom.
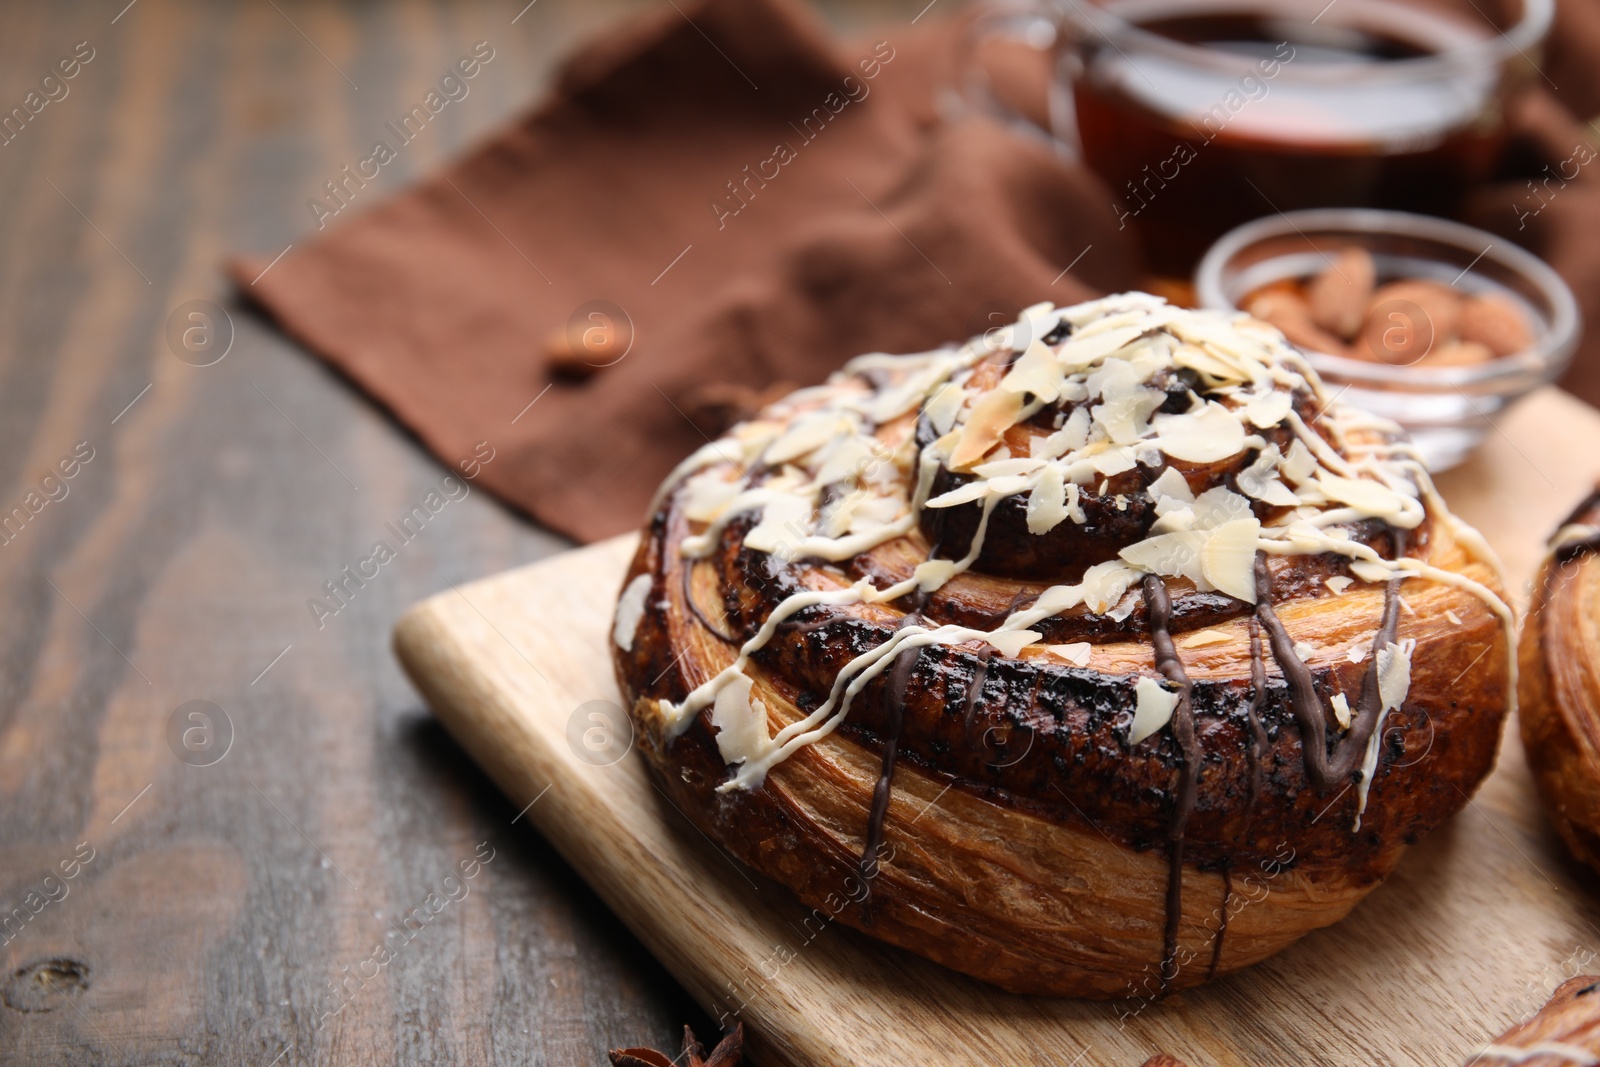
1445, 609, 1463, 626
1347, 644, 1369, 664
1325, 575, 1354, 595
1294, 641, 1316, 662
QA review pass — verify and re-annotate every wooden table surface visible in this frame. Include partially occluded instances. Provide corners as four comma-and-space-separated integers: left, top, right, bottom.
5, 2, 1596, 1066
0, 1, 919, 1063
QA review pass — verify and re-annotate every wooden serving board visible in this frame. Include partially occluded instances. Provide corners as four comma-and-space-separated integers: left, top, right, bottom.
394, 387, 1600, 1067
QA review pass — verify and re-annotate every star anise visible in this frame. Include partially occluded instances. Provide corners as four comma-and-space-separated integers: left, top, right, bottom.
609, 1023, 744, 1067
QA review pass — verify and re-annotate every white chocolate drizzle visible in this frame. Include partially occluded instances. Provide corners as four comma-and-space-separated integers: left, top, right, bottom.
612, 573, 653, 652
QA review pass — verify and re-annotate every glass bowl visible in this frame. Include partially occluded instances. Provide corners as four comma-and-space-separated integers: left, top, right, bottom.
1194, 208, 1580, 471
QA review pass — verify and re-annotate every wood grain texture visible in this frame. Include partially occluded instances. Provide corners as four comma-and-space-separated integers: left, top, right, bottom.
0, 0, 959, 1062
396, 387, 1600, 1067
0, 0, 1597, 1062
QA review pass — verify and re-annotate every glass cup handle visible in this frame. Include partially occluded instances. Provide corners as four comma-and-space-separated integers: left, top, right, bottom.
956, 0, 1081, 160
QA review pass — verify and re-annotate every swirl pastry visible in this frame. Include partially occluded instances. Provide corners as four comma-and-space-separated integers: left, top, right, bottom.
1520, 490, 1600, 874
612, 293, 1514, 997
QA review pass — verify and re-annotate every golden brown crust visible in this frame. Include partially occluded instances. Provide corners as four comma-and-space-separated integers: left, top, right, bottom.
1519, 492, 1600, 874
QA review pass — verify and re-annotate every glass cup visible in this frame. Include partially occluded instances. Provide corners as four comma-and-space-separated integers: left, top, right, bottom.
965, 0, 1554, 278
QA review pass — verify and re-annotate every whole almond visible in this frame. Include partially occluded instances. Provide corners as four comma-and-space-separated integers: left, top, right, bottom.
1366, 279, 1462, 342
1460, 291, 1535, 357
545, 327, 599, 380
1348, 328, 1379, 363
1421, 340, 1494, 367
1308, 247, 1376, 342
1247, 290, 1351, 357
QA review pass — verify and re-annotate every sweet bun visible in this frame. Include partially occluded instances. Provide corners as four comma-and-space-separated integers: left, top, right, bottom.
613, 293, 1513, 997
1520, 488, 1600, 874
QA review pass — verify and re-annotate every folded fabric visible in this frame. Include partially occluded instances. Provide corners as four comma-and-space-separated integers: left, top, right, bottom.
231, 0, 1134, 542
233, 0, 1600, 542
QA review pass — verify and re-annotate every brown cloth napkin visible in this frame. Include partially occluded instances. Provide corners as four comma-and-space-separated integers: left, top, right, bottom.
233, 0, 1600, 543
231, 0, 1134, 542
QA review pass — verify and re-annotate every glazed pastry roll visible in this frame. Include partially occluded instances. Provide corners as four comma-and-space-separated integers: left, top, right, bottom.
614, 293, 1514, 997
1520, 489, 1600, 874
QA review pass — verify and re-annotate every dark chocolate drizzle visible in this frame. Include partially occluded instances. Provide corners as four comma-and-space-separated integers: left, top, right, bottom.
1244, 616, 1270, 817
1251, 534, 1406, 793
1142, 574, 1199, 993
860, 616, 922, 916
1206, 863, 1232, 982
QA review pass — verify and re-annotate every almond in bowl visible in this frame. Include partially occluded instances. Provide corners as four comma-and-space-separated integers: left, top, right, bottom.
1244, 246, 1537, 370
1195, 209, 1579, 471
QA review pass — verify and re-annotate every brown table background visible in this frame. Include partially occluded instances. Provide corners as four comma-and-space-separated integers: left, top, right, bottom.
0, 1, 926, 1063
